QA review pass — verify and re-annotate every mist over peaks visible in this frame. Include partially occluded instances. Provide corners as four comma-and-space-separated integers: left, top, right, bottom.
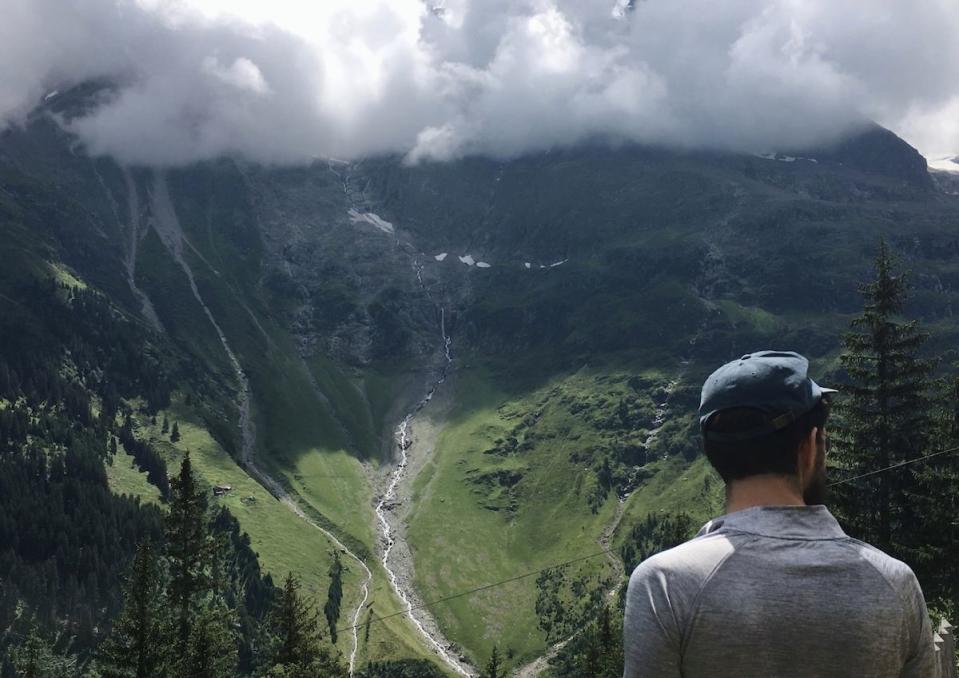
3, 0, 959, 166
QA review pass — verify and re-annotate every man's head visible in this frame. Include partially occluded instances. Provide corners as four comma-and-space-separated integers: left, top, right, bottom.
699, 351, 834, 505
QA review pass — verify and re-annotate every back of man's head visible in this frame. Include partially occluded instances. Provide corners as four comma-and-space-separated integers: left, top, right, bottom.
698, 351, 833, 490
702, 401, 829, 482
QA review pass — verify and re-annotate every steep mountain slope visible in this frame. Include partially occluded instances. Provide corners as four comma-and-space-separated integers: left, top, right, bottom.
3, 90, 959, 673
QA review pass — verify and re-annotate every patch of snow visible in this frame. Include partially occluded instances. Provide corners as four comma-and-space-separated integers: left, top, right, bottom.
928, 155, 959, 173
756, 152, 817, 164
43, 90, 59, 101
458, 255, 475, 266
549, 259, 569, 268
525, 262, 532, 269
348, 208, 395, 234
476, 262, 491, 268
434, 252, 448, 261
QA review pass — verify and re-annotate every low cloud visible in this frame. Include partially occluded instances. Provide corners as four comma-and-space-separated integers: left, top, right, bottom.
3, 0, 959, 166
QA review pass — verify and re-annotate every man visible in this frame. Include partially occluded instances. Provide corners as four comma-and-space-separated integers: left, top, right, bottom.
623, 351, 938, 678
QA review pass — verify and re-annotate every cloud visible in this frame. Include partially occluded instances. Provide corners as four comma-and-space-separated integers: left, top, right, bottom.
2, 0, 959, 166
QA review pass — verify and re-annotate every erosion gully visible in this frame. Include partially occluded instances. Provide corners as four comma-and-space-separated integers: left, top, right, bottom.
148, 171, 376, 674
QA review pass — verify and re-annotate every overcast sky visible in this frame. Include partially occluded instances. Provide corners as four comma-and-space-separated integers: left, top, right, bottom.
2, 0, 958, 166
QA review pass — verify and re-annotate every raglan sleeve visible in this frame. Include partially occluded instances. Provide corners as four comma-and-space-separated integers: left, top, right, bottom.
622, 559, 683, 678
899, 570, 939, 678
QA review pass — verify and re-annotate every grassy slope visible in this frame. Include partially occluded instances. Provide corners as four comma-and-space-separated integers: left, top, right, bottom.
129, 171, 442, 667
105, 450, 164, 505
406, 363, 699, 668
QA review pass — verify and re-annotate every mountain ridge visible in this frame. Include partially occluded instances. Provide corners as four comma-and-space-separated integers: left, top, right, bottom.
3, 94, 959, 672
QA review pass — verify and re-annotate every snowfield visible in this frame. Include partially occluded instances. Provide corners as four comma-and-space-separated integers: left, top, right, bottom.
348, 208, 395, 234
756, 152, 817, 163
928, 155, 959, 173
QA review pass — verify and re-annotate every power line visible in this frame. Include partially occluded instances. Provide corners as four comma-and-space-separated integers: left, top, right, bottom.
341, 444, 959, 636
828, 444, 959, 487
335, 547, 614, 635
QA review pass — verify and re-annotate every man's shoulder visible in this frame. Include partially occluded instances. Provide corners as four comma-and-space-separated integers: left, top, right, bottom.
628, 533, 736, 589
838, 536, 923, 597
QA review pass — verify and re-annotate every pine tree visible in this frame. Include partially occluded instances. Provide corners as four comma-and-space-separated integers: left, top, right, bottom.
183, 597, 237, 678
324, 550, 343, 645
12, 627, 76, 677
483, 646, 500, 678
265, 573, 346, 677
170, 422, 180, 443
833, 239, 933, 557
165, 452, 211, 650
99, 542, 169, 678
270, 573, 320, 668
162, 416, 169, 435
919, 371, 959, 601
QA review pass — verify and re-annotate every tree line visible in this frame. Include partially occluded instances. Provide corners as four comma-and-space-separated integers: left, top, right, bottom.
535, 239, 959, 676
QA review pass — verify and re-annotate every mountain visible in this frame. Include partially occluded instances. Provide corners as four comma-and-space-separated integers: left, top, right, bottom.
3, 87, 959, 673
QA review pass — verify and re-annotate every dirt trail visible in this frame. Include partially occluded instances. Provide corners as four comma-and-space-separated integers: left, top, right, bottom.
149, 172, 373, 675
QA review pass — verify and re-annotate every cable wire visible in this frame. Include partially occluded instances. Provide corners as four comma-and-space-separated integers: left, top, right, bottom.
828, 444, 959, 487
340, 443, 959, 636
335, 547, 614, 635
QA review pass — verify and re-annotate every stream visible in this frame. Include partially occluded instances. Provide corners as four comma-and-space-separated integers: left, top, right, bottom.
328, 160, 475, 675
148, 171, 374, 675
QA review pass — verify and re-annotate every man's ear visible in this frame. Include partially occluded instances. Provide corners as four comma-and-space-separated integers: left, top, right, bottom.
798, 426, 819, 482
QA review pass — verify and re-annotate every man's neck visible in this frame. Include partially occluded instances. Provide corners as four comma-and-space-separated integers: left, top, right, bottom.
725, 474, 805, 514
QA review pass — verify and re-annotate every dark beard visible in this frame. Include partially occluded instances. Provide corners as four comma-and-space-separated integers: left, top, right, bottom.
803, 443, 828, 506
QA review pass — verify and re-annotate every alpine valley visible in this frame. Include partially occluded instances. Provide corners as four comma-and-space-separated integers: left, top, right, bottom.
3, 84, 959, 676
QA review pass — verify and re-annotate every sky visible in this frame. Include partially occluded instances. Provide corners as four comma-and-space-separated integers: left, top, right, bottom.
2, 0, 959, 166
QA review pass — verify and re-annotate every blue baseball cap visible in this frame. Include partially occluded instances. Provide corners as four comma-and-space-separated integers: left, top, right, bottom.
700, 351, 836, 442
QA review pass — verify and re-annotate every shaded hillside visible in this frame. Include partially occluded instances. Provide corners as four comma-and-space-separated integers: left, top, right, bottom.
3, 89, 959, 671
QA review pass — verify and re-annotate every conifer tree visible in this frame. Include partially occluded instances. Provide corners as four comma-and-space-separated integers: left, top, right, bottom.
162, 416, 169, 435
270, 573, 320, 668
170, 422, 180, 443
12, 628, 76, 677
183, 597, 238, 678
918, 371, 959, 601
483, 646, 500, 678
265, 573, 346, 678
833, 239, 933, 557
324, 550, 343, 645
165, 452, 211, 649
99, 542, 169, 678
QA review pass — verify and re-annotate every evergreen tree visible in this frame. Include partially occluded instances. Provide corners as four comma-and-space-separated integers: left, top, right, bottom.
919, 371, 959, 601
162, 416, 169, 435
99, 542, 169, 678
324, 550, 343, 645
183, 597, 238, 678
12, 628, 76, 678
165, 452, 211, 650
264, 573, 346, 677
483, 646, 500, 678
833, 239, 934, 558
269, 573, 320, 668
170, 422, 180, 443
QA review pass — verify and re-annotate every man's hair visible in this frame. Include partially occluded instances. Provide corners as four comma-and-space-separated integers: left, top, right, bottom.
702, 400, 830, 482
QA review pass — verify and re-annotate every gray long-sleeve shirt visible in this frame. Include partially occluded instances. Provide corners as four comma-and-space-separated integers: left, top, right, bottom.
623, 505, 938, 678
